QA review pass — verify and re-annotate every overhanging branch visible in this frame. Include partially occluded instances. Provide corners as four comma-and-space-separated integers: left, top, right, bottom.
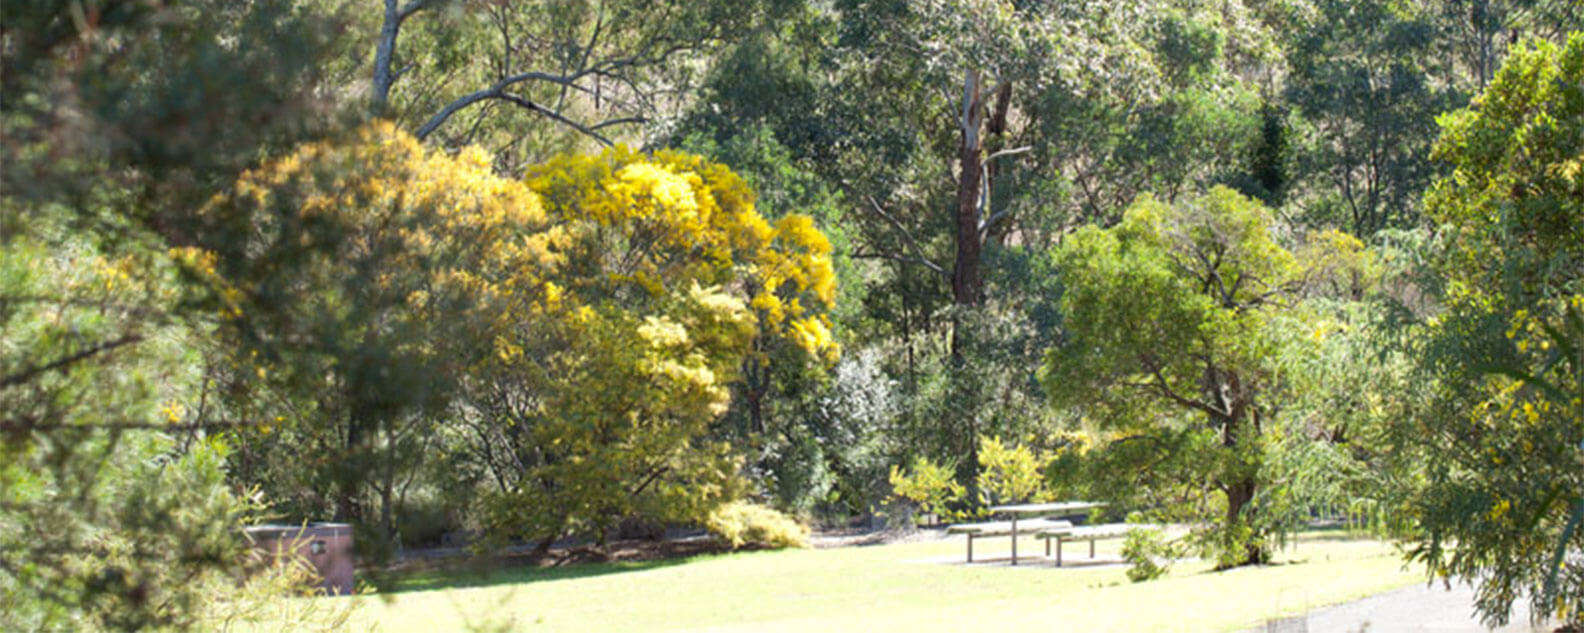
0, 335, 143, 389
415, 86, 641, 146
865, 195, 946, 277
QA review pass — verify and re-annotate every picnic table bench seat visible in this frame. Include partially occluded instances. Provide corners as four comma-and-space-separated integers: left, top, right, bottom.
948, 518, 1072, 563
1034, 523, 1163, 566
944, 518, 1071, 536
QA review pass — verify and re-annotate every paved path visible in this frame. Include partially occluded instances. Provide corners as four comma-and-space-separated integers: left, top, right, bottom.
1253, 583, 1556, 632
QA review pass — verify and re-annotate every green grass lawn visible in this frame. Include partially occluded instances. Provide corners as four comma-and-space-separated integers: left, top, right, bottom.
334, 530, 1423, 633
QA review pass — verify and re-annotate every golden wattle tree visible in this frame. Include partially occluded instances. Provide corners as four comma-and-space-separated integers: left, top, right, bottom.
189, 121, 552, 541
187, 122, 837, 553
468, 147, 839, 550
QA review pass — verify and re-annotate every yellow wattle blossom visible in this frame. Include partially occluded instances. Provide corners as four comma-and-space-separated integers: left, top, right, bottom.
161, 402, 185, 425
617, 162, 700, 217
525, 146, 840, 367
638, 316, 690, 349
543, 281, 564, 310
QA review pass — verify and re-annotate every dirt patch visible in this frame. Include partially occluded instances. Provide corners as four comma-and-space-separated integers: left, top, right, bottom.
384, 536, 737, 575
546, 538, 739, 565
810, 526, 948, 549
386, 526, 946, 576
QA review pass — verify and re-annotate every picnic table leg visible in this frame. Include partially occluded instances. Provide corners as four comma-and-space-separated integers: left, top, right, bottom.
1089, 538, 1095, 559
1055, 537, 1063, 567
967, 534, 974, 563
1011, 516, 1018, 566
1045, 537, 1051, 557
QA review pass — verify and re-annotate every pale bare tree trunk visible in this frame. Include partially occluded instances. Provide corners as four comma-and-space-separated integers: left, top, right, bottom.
371, 0, 402, 116
983, 82, 1014, 245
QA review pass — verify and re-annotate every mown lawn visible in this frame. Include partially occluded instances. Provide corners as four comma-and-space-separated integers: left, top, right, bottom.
333, 530, 1421, 633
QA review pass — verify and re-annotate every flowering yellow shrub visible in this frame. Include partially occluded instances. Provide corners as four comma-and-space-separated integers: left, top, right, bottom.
705, 502, 809, 549
473, 147, 840, 544
526, 147, 840, 363
198, 126, 840, 550
193, 121, 553, 358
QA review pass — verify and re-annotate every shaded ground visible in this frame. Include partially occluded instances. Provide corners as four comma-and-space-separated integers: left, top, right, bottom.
381, 525, 919, 593
1252, 583, 1562, 633
808, 525, 942, 548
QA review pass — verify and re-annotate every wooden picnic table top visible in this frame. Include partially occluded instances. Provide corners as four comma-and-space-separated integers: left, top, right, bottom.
986, 501, 1106, 515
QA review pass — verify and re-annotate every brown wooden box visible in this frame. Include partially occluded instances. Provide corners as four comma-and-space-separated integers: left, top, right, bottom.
244, 522, 355, 595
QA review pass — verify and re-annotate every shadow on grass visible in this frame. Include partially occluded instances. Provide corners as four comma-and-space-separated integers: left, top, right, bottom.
1288, 529, 1381, 544
1179, 528, 1392, 578
383, 554, 709, 594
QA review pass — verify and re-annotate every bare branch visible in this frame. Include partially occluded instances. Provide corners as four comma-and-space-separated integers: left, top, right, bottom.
1, 416, 272, 433
852, 250, 947, 277
588, 116, 647, 131
1, 335, 143, 389
1139, 355, 1230, 420
864, 195, 946, 277
980, 208, 1014, 236
987, 146, 1032, 161
414, 68, 603, 141
977, 146, 1032, 236
497, 92, 615, 145
559, 0, 607, 113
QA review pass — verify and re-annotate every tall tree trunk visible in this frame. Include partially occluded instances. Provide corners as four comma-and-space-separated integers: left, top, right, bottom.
741, 353, 768, 435
948, 70, 987, 502
379, 442, 397, 546
951, 69, 986, 315
336, 405, 368, 523
1218, 398, 1267, 567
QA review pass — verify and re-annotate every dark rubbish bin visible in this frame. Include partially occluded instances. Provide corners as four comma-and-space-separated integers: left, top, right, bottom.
244, 522, 355, 595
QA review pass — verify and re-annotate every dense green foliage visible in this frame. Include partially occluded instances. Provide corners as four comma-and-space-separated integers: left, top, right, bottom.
1043, 187, 1318, 567
1393, 34, 1583, 627
3, 0, 1581, 629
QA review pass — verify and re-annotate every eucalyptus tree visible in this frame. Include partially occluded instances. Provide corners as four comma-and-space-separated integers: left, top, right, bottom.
1043, 187, 1331, 567
1427, 0, 1583, 90
1283, 0, 1459, 236
666, 1, 1287, 501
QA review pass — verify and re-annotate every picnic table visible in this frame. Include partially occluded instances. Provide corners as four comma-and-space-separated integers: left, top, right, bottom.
1035, 523, 1162, 567
980, 501, 1105, 566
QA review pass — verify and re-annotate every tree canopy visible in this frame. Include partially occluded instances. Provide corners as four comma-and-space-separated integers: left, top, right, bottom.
1398, 33, 1583, 626
1044, 186, 1318, 566
3, 1, 1582, 630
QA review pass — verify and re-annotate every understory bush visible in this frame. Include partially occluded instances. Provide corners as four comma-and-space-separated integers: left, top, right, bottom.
1121, 528, 1182, 583
888, 456, 965, 525
706, 502, 810, 549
